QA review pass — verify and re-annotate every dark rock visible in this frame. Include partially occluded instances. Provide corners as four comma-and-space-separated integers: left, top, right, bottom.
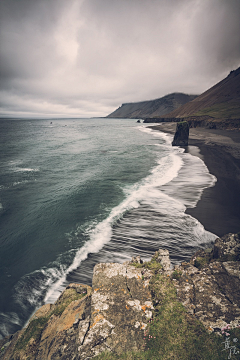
172, 121, 189, 146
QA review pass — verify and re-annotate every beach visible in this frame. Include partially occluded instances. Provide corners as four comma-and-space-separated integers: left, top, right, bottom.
149, 123, 240, 237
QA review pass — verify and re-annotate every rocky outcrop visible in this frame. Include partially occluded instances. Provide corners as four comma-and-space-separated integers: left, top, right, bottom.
0, 263, 154, 360
86, 263, 153, 356
172, 121, 189, 146
1, 234, 239, 359
173, 233, 240, 331
0, 284, 92, 360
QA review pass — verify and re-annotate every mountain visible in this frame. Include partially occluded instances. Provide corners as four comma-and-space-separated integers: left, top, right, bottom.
106, 93, 197, 119
162, 67, 240, 125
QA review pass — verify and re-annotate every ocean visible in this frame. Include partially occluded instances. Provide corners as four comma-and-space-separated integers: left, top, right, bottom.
0, 118, 216, 338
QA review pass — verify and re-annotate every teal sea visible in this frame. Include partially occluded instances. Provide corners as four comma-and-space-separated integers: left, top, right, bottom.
0, 118, 216, 338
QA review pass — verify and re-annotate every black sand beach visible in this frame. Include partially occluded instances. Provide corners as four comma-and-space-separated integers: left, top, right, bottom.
149, 123, 240, 237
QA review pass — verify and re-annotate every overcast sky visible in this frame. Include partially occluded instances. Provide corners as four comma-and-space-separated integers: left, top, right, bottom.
0, 0, 240, 118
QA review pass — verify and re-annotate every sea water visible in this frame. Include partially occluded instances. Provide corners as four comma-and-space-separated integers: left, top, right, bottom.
0, 118, 216, 338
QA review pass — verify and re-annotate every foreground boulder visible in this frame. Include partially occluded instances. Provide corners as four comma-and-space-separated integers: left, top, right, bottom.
172, 120, 189, 146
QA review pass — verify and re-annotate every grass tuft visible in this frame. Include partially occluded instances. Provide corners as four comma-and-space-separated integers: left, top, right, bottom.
171, 270, 182, 281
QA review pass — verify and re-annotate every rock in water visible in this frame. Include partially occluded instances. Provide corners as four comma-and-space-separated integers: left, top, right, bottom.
172, 121, 189, 146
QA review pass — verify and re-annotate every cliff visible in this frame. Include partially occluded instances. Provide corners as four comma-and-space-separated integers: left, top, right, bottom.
144, 67, 240, 130
106, 93, 197, 119
165, 67, 240, 120
1, 233, 240, 360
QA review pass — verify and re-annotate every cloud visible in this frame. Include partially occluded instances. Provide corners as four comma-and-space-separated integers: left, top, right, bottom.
0, 0, 240, 118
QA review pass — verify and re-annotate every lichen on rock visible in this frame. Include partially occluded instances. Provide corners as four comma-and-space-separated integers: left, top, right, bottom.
174, 233, 240, 332
1, 233, 240, 359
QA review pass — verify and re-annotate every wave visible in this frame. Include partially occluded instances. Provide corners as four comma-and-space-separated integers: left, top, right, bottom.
0, 312, 21, 338
6, 160, 39, 173
20, 126, 216, 307
1, 125, 217, 338
44, 143, 184, 303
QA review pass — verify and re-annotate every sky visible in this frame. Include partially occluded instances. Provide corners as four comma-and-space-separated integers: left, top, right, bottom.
0, 0, 240, 118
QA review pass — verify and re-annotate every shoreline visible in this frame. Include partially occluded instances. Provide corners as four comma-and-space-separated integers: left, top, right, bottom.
149, 123, 240, 237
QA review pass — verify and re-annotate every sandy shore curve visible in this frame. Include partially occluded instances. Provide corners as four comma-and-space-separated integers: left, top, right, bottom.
148, 122, 240, 237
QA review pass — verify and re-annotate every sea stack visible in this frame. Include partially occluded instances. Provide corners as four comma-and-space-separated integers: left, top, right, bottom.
172, 121, 189, 146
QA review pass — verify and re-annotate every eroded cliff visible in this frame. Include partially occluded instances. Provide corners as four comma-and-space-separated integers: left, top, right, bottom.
1, 234, 240, 359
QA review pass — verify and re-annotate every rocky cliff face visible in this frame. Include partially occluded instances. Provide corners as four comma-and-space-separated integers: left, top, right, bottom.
1, 234, 239, 359
174, 233, 240, 331
0, 263, 154, 360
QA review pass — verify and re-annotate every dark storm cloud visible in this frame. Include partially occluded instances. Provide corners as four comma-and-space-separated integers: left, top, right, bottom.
0, 0, 240, 117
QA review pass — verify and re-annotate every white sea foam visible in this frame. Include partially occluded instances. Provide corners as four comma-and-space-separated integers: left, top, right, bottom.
7, 160, 39, 173
141, 126, 216, 206
0, 312, 21, 339
138, 124, 173, 145
44, 132, 184, 303
38, 124, 216, 306
14, 167, 39, 172
12, 180, 31, 186
13, 266, 67, 318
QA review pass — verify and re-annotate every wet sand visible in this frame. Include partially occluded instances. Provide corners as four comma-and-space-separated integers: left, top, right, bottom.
149, 123, 240, 237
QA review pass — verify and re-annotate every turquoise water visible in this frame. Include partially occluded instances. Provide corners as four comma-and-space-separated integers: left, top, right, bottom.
0, 118, 216, 337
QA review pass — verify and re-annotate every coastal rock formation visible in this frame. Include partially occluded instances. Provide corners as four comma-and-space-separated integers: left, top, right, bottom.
1, 234, 239, 359
87, 263, 153, 356
0, 284, 92, 360
0, 263, 154, 360
172, 121, 189, 146
173, 233, 240, 331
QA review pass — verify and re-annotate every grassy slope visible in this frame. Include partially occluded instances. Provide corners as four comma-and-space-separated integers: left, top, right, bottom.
194, 101, 240, 119
161, 68, 240, 127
